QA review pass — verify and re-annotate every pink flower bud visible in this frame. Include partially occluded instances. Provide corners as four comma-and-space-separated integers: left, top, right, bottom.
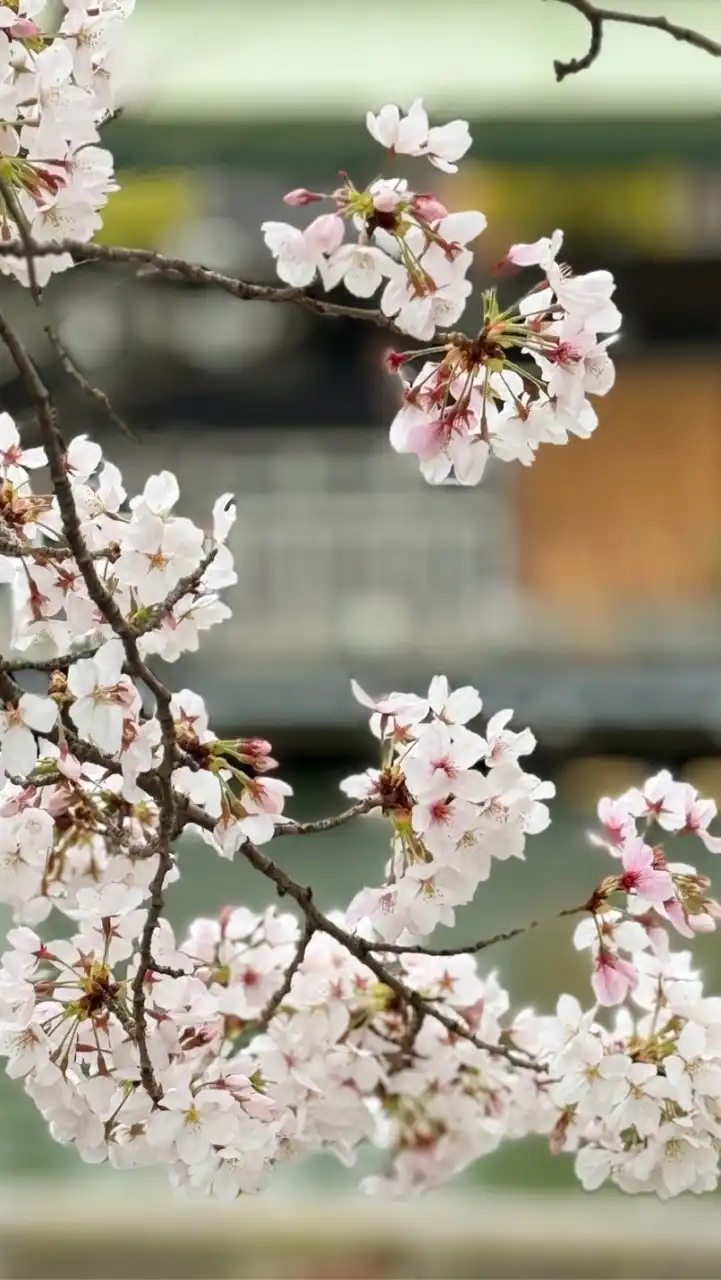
235, 737, 277, 772
283, 188, 324, 207
10, 18, 40, 38
218, 905, 236, 934
372, 186, 404, 213
218, 1072, 253, 1093
412, 193, 449, 222
384, 349, 409, 373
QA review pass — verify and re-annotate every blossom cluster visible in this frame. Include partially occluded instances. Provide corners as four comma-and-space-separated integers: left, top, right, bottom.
0, 0, 132, 288
578, 769, 721, 1006
2, 70, 721, 1210
515, 957, 721, 1199
342, 676, 553, 942
3, 419, 721, 1205
262, 101, 620, 486
0, 901, 519, 1197
0, 410, 291, 929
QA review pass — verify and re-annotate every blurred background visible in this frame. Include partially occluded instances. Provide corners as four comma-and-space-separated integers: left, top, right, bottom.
3, 0, 721, 1274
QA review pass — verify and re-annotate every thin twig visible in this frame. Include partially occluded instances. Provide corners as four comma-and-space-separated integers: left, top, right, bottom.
236, 834, 538, 1072
0, 537, 120, 564
44, 324, 140, 443
134, 545, 219, 634
545, 0, 721, 80
148, 961, 188, 979
366, 900, 593, 956
256, 921, 315, 1029
275, 795, 383, 837
0, 238, 402, 333
0, 176, 42, 303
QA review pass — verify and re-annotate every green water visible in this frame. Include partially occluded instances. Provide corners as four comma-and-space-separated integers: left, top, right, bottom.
5, 765, 720, 1190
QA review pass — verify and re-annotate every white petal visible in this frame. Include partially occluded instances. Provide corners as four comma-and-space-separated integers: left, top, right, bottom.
1, 724, 37, 777
19, 694, 57, 734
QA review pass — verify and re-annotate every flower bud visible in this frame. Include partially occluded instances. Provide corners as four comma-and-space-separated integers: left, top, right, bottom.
10, 19, 40, 38
372, 185, 404, 213
412, 193, 448, 222
383, 349, 409, 374
234, 737, 277, 771
283, 188, 324, 207
218, 905, 236, 934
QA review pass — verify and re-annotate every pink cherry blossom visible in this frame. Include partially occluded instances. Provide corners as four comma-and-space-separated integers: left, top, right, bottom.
403, 722, 487, 801
592, 949, 638, 1006
618, 838, 675, 903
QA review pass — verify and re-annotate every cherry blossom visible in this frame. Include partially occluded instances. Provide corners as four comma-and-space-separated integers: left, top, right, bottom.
0, 694, 56, 778
67, 638, 134, 754
0, 86, 720, 1213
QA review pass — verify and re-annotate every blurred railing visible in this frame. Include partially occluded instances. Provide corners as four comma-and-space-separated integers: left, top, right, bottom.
119, 426, 533, 663
115, 425, 721, 667
1, 1183, 721, 1279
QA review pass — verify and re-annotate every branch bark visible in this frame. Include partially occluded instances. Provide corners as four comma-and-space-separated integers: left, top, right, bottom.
546, 0, 721, 80
0, 238, 402, 333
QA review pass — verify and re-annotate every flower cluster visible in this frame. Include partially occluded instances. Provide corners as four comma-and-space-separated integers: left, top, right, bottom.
262, 101, 620, 486
515, 960, 721, 1199
0, 901, 518, 1198
0, 412, 291, 927
342, 676, 553, 942
3, 435, 721, 1207
3, 69, 721, 1212
0, 0, 132, 288
576, 770, 721, 1006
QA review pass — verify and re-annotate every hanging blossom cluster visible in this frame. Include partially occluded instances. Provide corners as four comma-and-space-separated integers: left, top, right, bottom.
262, 100, 620, 486
510, 770, 721, 1199
0, 0, 133, 288
341, 676, 553, 942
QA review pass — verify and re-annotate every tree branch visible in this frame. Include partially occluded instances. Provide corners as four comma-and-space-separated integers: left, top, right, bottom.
44, 324, 140, 443
275, 795, 382, 837
256, 920, 315, 1029
545, 0, 721, 80
364, 899, 594, 956
0, 238, 401, 333
236, 834, 538, 1071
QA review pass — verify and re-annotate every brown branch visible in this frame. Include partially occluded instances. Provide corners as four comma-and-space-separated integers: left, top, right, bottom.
0, 246, 542, 1080
0, 238, 401, 333
44, 325, 140, 443
27, 718, 541, 1072
6, 543, 219, 674
0, 287, 536, 1078
0, 536, 120, 563
256, 920, 315, 1029
275, 795, 383, 837
0, 662, 21, 707
366, 899, 593, 956
133, 545, 219, 634
148, 961, 187, 979
236, 834, 538, 1072
546, 0, 721, 80
6, 640, 104, 673
0, 175, 42, 304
